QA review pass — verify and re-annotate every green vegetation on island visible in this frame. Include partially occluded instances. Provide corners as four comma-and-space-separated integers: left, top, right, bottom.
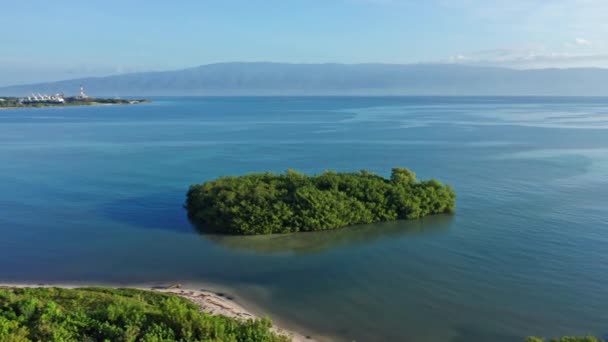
0, 287, 288, 342
186, 168, 456, 235
526, 337, 604, 342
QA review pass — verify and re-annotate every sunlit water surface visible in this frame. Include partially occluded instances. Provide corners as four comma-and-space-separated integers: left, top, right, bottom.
1, 97, 607, 341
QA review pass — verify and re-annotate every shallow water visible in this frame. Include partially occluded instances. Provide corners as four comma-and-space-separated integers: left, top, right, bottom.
1, 97, 607, 341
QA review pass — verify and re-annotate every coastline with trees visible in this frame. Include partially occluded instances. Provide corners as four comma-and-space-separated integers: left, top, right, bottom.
0, 285, 317, 342
0, 285, 599, 342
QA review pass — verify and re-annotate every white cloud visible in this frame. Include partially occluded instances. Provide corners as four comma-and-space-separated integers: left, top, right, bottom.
574, 38, 591, 46
445, 47, 608, 69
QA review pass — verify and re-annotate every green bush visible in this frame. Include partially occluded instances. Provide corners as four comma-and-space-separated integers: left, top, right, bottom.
527, 337, 604, 342
0, 287, 289, 342
186, 168, 456, 235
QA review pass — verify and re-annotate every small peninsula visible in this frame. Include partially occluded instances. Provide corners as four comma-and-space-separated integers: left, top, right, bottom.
0, 86, 148, 109
0, 285, 597, 342
0, 96, 148, 108
186, 168, 456, 235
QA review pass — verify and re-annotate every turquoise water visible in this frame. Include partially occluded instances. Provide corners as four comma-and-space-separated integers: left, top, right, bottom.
1, 97, 607, 341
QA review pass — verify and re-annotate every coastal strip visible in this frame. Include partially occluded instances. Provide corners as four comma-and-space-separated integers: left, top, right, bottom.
0, 283, 317, 342
0, 99, 149, 109
1, 86, 149, 109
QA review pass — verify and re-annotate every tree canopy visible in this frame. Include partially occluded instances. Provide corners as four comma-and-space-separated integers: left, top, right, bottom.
186, 168, 456, 235
0, 287, 288, 342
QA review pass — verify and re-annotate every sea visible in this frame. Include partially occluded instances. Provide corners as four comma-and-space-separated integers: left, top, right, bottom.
1, 96, 607, 341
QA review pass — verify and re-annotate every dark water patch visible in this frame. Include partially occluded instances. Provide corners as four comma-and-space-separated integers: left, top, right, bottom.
99, 192, 194, 234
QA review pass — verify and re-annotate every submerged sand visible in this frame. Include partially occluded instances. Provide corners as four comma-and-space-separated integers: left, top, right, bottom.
0, 283, 316, 342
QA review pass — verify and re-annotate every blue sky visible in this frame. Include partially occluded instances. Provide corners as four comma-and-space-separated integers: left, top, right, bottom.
2, 0, 608, 85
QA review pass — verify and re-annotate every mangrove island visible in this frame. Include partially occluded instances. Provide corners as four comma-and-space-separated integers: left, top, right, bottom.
186, 168, 456, 235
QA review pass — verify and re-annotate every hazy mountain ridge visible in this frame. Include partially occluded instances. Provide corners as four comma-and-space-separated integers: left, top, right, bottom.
2, 62, 608, 96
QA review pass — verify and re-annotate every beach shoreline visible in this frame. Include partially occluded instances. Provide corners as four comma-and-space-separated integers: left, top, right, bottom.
0, 282, 316, 342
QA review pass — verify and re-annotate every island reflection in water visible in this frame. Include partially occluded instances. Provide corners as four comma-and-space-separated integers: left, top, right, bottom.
194, 214, 454, 255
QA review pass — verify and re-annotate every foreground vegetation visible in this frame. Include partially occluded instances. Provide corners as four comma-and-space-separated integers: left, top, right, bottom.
0, 287, 288, 342
186, 168, 456, 235
0, 287, 600, 342
527, 337, 604, 342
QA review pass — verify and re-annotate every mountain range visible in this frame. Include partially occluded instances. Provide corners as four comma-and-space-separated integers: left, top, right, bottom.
2, 62, 608, 96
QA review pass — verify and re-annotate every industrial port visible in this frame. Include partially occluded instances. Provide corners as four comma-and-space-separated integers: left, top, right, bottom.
20, 85, 89, 105
0, 86, 148, 108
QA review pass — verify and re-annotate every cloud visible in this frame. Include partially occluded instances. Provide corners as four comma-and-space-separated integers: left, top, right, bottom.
574, 38, 591, 46
445, 47, 608, 69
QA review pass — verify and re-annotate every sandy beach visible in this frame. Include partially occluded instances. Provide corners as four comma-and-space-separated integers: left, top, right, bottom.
0, 283, 316, 342
160, 288, 316, 342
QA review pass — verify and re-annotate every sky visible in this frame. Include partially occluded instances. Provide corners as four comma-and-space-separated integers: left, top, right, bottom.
1, 0, 608, 86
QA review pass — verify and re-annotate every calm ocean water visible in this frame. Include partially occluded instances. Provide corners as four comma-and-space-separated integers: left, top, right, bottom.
1, 97, 607, 341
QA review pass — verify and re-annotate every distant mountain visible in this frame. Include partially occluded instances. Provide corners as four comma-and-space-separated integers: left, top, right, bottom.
2, 62, 608, 96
